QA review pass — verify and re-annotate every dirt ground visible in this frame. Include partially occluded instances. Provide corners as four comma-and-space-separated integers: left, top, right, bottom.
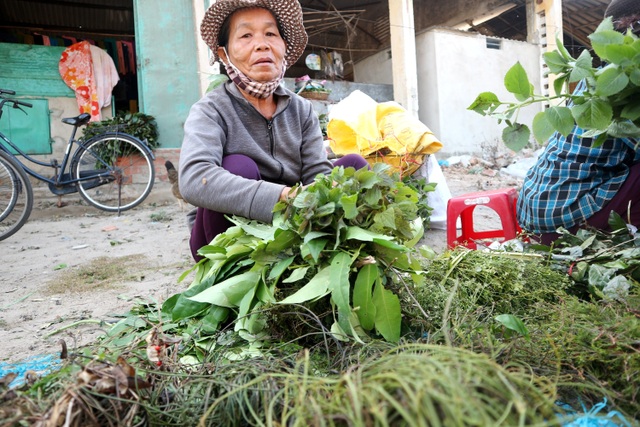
0, 162, 522, 363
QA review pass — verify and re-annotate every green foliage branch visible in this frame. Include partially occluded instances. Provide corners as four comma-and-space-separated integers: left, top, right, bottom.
82, 111, 160, 150
468, 17, 640, 152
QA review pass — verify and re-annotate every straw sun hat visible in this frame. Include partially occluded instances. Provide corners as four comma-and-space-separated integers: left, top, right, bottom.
605, 0, 640, 32
201, 0, 308, 67
605, 0, 640, 18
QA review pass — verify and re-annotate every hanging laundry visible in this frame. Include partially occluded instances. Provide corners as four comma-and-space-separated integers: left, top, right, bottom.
59, 41, 101, 121
116, 41, 126, 74
103, 39, 120, 74
89, 45, 119, 110
121, 41, 136, 75
62, 36, 78, 46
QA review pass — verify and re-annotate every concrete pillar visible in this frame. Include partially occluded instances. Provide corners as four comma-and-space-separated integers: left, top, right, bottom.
388, 0, 419, 118
526, 0, 563, 100
193, 0, 213, 95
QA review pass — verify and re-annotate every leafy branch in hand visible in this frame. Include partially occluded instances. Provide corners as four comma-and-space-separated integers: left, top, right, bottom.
468, 17, 640, 152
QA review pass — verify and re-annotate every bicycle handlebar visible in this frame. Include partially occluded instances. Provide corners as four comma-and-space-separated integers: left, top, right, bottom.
0, 89, 33, 109
11, 99, 33, 108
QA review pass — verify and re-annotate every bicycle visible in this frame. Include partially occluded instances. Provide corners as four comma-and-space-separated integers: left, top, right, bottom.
0, 88, 156, 241
0, 149, 33, 240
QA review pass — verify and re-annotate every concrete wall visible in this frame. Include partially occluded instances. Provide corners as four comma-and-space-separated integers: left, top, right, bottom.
353, 28, 542, 157
282, 78, 393, 118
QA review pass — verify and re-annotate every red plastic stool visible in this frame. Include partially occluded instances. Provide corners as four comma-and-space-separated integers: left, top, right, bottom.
447, 188, 522, 249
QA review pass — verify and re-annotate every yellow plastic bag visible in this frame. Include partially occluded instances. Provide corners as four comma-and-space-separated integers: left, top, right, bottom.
328, 101, 442, 176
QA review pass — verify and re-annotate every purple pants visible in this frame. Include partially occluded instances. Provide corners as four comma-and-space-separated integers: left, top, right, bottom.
538, 161, 640, 245
190, 153, 369, 261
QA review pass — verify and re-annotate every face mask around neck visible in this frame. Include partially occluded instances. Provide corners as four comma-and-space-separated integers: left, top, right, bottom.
221, 48, 286, 99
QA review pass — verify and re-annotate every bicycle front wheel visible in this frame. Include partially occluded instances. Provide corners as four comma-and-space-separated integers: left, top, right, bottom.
0, 150, 33, 241
73, 133, 155, 212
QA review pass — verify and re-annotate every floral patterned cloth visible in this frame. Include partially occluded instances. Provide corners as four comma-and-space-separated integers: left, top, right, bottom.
59, 41, 100, 121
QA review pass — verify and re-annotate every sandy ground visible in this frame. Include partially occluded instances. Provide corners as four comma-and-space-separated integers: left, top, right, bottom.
0, 163, 521, 363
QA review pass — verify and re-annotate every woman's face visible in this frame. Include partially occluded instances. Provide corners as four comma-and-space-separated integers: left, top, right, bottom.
218, 8, 287, 82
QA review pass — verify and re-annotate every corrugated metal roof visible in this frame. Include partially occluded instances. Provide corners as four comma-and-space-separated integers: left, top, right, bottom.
0, 0, 614, 75
0, 0, 134, 37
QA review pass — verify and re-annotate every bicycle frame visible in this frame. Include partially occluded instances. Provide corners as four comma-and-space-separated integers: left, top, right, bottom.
0, 109, 145, 189
0, 127, 82, 187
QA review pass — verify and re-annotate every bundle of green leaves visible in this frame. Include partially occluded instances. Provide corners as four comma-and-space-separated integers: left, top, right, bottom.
162, 164, 432, 352
468, 17, 640, 151
82, 111, 159, 150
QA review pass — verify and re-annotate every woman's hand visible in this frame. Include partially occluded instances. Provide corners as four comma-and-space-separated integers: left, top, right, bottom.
279, 187, 298, 202
279, 184, 308, 202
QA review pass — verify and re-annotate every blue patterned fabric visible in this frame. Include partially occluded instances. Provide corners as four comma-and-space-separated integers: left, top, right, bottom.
517, 81, 640, 233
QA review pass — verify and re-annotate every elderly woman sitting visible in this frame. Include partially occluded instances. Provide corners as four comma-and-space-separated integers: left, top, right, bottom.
179, 0, 367, 261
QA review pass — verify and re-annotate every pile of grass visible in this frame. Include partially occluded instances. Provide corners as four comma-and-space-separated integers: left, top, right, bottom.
1, 246, 638, 425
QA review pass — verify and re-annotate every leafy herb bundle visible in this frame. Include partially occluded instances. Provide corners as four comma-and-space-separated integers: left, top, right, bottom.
162, 164, 432, 351
468, 17, 640, 151
82, 111, 160, 150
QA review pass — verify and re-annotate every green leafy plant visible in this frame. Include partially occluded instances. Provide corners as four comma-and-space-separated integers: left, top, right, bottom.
162, 163, 431, 349
468, 17, 640, 151
82, 111, 160, 150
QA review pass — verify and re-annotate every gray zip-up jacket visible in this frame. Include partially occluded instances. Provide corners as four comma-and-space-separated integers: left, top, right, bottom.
179, 82, 333, 223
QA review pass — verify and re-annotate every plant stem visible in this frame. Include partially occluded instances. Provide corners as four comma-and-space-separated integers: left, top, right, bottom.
44, 319, 106, 338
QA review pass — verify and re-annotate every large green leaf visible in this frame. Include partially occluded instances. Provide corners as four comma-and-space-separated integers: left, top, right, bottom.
569, 49, 594, 83
268, 256, 295, 281
328, 252, 353, 332
555, 35, 574, 61
467, 92, 500, 115
277, 266, 331, 304
237, 282, 259, 321
302, 238, 328, 263
169, 294, 210, 321
352, 264, 378, 330
532, 111, 555, 143
605, 44, 638, 65
356, 169, 380, 189
374, 208, 396, 230
502, 123, 530, 152
283, 266, 310, 283
372, 280, 401, 342
546, 106, 574, 137
228, 217, 275, 240
596, 66, 629, 97
200, 306, 231, 333
188, 271, 261, 308
495, 314, 529, 338
543, 50, 569, 74
363, 187, 383, 206
572, 98, 613, 131
341, 193, 358, 219
166, 275, 219, 320
589, 26, 625, 61
266, 229, 299, 253
621, 101, 640, 121
345, 226, 394, 242
504, 62, 532, 101
607, 120, 640, 138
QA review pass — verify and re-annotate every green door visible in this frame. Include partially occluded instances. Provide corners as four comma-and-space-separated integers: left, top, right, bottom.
133, 0, 201, 149
0, 99, 52, 155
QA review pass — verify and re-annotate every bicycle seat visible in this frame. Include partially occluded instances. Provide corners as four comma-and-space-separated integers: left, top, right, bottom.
61, 113, 91, 127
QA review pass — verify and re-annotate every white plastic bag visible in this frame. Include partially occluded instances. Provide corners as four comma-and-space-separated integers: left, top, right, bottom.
416, 154, 452, 230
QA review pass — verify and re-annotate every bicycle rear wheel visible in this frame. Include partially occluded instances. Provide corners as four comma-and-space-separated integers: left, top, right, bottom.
0, 150, 33, 241
73, 133, 155, 212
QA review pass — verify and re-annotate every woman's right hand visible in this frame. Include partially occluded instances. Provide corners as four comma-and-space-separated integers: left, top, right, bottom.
279, 184, 308, 202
